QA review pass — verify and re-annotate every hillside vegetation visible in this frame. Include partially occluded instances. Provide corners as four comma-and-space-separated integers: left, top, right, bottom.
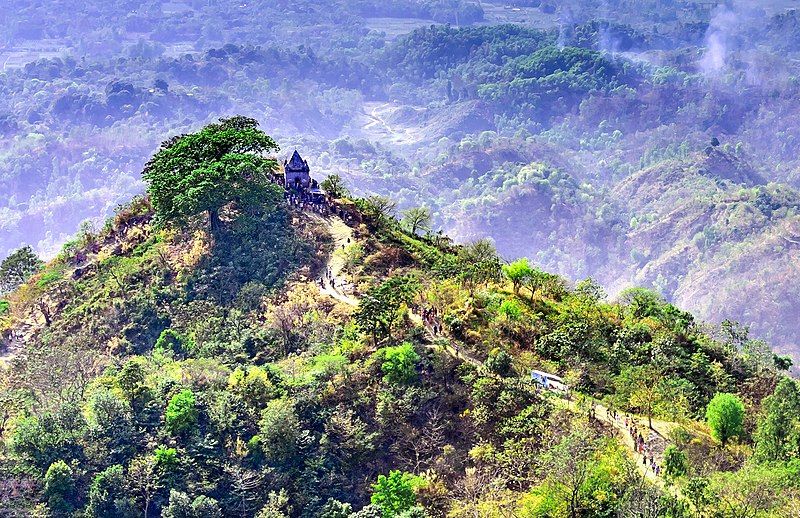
0, 121, 798, 517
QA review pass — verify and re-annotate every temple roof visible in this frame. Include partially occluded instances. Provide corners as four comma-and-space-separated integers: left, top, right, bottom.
286, 150, 309, 172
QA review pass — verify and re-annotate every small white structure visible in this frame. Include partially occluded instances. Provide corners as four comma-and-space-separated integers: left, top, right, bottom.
531, 370, 569, 393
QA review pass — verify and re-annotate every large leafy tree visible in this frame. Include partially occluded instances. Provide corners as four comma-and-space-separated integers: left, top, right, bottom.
502, 257, 533, 295
142, 116, 279, 234
614, 365, 686, 429
355, 275, 419, 345
401, 206, 431, 236
370, 470, 420, 517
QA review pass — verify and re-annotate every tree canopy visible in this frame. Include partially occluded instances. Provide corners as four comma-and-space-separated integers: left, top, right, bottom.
0, 245, 43, 293
142, 116, 280, 233
706, 393, 745, 446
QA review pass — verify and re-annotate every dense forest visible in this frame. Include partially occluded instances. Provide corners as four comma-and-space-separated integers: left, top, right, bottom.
0, 119, 798, 516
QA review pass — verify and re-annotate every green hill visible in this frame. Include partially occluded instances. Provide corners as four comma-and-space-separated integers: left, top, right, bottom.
0, 120, 797, 517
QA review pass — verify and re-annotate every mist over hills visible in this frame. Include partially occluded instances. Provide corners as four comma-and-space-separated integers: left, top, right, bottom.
3, 0, 800, 358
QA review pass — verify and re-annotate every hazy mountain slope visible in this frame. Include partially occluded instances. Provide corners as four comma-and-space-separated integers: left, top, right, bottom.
615, 148, 800, 353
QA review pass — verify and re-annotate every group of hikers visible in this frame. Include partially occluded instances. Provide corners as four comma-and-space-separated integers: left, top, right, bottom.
588, 406, 663, 477
420, 305, 443, 336
319, 266, 341, 290
283, 186, 356, 225
284, 190, 332, 216
622, 413, 662, 476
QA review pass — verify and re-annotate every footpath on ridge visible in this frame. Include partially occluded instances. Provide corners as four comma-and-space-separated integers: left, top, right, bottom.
312, 210, 673, 488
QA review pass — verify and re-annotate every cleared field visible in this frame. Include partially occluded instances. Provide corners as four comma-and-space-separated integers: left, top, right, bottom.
364, 17, 440, 38
479, 2, 561, 29
0, 41, 66, 70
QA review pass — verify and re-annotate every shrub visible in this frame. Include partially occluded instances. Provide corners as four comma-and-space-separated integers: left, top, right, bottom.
44, 460, 74, 514
662, 445, 688, 481
380, 343, 420, 385
370, 471, 423, 517
705, 393, 745, 446
165, 389, 198, 436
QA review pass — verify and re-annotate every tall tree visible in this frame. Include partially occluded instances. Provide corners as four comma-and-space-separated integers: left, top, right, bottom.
321, 174, 349, 199
541, 427, 598, 518
457, 239, 501, 295
401, 206, 431, 236
614, 365, 683, 429
502, 258, 533, 295
0, 245, 43, 293
142, 116, 279, 235
754, 378, 800, 462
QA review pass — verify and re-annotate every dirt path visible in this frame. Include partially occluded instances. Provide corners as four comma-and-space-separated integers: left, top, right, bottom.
312, 214, 359, 307
556, 397, 668, 486
408, 312, 483, 368
594, 404, 665, 486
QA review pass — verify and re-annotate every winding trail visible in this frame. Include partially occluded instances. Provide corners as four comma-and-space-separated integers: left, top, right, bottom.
312, 214, 359, 307
592, 403, 665, 486
310, 213, 670, 486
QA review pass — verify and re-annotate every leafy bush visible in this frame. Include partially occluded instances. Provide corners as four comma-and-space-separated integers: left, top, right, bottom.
370, 471, 422, 517
379, 343, 420, 385
165, 389, 198, 436
706, 393, 745, 446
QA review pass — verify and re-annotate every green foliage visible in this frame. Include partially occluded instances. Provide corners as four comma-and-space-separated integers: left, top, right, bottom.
370, 470, 421, 517
755, 377, 800, 462
228, 366, 278, 410
662, 445, 688, 481
319, 499, 354, 517
155, 329, 192, 358
86, 389, 134, 463
706, 393, 745, 446
154, 445, 179, 470
142, 116, 279, 231
356, 274, 419, 344
401, 206, 431, 236
379, 342, 420, 385
258, 398, 300, 464
457, 240, 502, 293
164, 490, 222, 518
87, 464, 130, 518
321, 174, 350, 198
614, 365, 687, 427
485, 348, 513, 377
502, 258, 533, 295
0, 245, 44, 293
497, 299, 522, 321
165, 389, 198, 436
43, 460, 74, 514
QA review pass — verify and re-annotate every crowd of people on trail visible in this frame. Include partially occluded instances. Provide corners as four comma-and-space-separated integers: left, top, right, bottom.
319, 266, 339, 290
285, 189, 335, 217
621, 413, 662, 477
588, 406, 663, 477
420, 305, 443, 336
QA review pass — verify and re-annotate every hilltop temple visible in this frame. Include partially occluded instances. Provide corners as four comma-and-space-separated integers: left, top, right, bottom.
283, 150, 312, 189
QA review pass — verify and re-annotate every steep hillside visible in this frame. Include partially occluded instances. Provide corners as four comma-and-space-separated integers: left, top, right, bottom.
615, 149, 800, 354
0, 122, 797, 517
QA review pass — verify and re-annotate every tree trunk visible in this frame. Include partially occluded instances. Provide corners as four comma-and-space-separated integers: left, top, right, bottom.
209, 208, 221, 237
